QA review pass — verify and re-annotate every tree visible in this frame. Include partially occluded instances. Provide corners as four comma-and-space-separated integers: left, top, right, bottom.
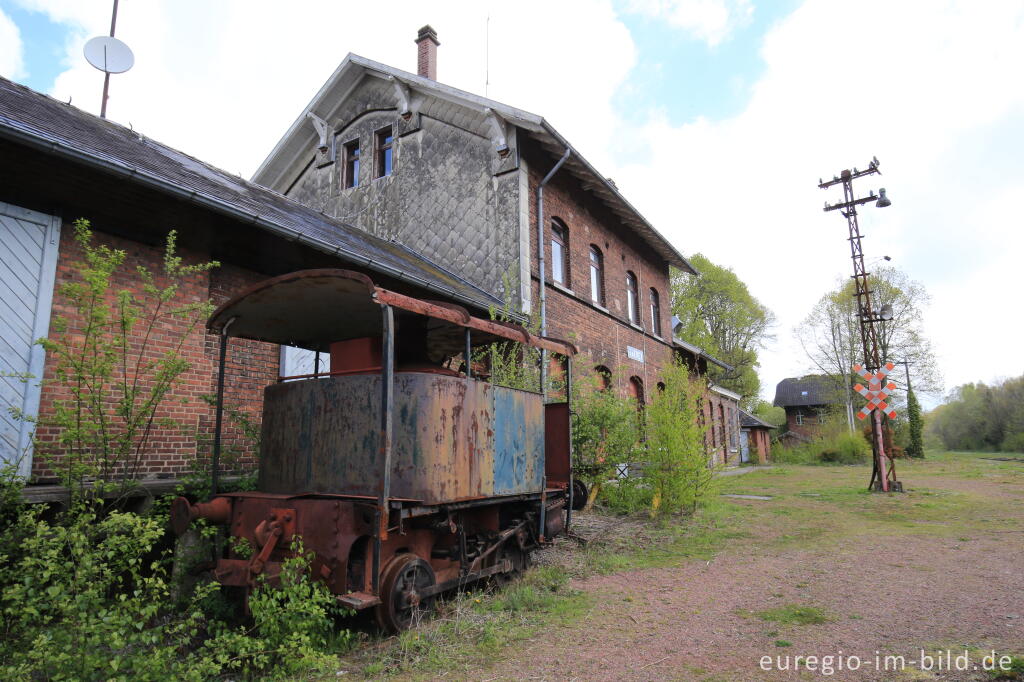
906, 388, 924, 457
671, 254, 775, 407
794, 266, 941, 432
926, 376, 1024, 453
751, 399, 786, 428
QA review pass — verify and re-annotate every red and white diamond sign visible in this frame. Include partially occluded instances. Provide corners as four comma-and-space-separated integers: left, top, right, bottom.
853, 362, 897, 420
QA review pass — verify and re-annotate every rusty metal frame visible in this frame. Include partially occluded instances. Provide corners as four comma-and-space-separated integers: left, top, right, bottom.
211, 316, 236, 497
820, 163, 898, 492
207, 269, 577, 357
373, 303, 395, 595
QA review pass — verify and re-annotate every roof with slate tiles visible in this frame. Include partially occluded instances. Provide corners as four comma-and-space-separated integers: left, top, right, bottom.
0, 75, 502, 312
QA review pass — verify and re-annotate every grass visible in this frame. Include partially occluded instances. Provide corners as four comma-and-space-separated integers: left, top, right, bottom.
349, 450, 1024, 678
754, 604, 831, 625
345, 566, 590, 679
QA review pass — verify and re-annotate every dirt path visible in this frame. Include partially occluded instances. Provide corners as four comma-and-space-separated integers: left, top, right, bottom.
479, 533, 1022, 680
450, 459, 1024, 681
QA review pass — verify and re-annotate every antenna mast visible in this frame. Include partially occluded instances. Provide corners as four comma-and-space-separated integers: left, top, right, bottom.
84, 0, 134, 119
100, 0, 119, 118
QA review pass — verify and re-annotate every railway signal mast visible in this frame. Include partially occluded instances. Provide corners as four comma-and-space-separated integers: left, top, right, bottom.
819, 157, 902, 492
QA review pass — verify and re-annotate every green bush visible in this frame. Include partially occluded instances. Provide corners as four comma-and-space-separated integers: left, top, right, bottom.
820, 432, 870, 464
0, 465, 350, 680
599, 476, 653, 515
775, 424, 870, 466
644, 361, 716, 516
1001, 432, 1024, 454
571, 368, 642, 509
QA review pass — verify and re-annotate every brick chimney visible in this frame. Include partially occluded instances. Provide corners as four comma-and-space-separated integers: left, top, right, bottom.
415, 25, 439, 80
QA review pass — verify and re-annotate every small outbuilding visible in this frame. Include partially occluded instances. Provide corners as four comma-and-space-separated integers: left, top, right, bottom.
738, 410, 774, 464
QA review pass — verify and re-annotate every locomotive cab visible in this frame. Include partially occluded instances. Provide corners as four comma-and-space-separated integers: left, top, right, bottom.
171, 269, 577, 631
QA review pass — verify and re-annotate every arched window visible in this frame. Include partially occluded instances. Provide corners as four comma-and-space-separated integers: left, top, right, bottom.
625, 271, 639, 324
594, 365, 612, 391
550, 218, 569, 286
628, 376, 645, 406
649, 288, 662, 336
547, 354, 568, 399
589, 245, 604, 306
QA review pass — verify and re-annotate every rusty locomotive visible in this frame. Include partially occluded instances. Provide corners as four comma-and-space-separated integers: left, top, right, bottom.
171, 269, 578, 631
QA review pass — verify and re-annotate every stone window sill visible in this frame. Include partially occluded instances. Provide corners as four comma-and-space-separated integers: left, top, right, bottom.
550, 281, 574, 297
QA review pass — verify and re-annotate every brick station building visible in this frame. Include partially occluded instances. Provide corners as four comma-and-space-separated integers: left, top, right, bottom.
253, 27, 723, 420
1, 27, 748, 487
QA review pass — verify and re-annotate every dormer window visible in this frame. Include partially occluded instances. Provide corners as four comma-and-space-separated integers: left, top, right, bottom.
375, 126, 393, 178
343, 140, 359, 188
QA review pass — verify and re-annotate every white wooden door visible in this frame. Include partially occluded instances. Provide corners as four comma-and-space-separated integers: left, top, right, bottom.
0, 203, 61, 477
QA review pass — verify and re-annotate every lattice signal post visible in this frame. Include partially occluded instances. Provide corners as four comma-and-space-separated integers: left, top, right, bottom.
819, 159, 902, 492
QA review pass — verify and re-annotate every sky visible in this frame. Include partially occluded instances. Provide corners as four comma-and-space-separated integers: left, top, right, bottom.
2, 0, 1022, 408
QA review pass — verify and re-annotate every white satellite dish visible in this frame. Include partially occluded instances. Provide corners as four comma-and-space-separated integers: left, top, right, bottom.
84, 35, 134, 74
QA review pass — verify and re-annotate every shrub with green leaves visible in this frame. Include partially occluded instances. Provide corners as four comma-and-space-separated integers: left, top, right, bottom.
644, 361, 717, 516
0, 497, 213, 680
33, 219, 218, 501
571, 368, 642, 509
0, 475, 350, 680
774, 420, 870, 465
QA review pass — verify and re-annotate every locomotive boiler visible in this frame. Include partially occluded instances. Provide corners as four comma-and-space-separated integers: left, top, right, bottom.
171, 269, 577, 631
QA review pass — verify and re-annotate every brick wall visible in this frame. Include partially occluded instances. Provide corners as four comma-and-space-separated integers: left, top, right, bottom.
700, 392, 741, 466
31, 226, 277, 482
784, 406, 827, 440
752, 428, 771, 462
526, 151, 674, 402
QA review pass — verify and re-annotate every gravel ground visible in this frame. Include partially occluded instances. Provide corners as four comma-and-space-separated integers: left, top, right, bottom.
457, 464, 1024, 681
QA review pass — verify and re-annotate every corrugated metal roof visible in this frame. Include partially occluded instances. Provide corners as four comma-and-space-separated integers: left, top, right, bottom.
0, 76, 502, 312
252, 54, 695, 274
773, 376, 841, 408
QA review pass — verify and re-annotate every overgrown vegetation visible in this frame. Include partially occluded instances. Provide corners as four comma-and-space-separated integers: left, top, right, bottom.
571, 367, 642, 509
0, 468, 349, 679
927, 375, 1024, 453
644, 361, 717, 516
773, 420, 870, 465
27, 219, 219, 501
0, 221, 352, 679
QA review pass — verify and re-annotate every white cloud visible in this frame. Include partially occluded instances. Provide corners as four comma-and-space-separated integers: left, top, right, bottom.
28, 0, 634, 178
12, 0, 1024, 405
612, 0, 1024, 402
0, 8, 25, 79
625, 0, 753, 46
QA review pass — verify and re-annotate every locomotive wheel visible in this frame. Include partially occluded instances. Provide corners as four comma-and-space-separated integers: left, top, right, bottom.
571, 479, 588, 511
492, 542, 530, 588
375, 554, 436, 633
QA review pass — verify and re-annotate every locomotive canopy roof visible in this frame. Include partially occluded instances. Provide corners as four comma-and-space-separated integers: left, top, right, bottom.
208, 269, 577, 357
